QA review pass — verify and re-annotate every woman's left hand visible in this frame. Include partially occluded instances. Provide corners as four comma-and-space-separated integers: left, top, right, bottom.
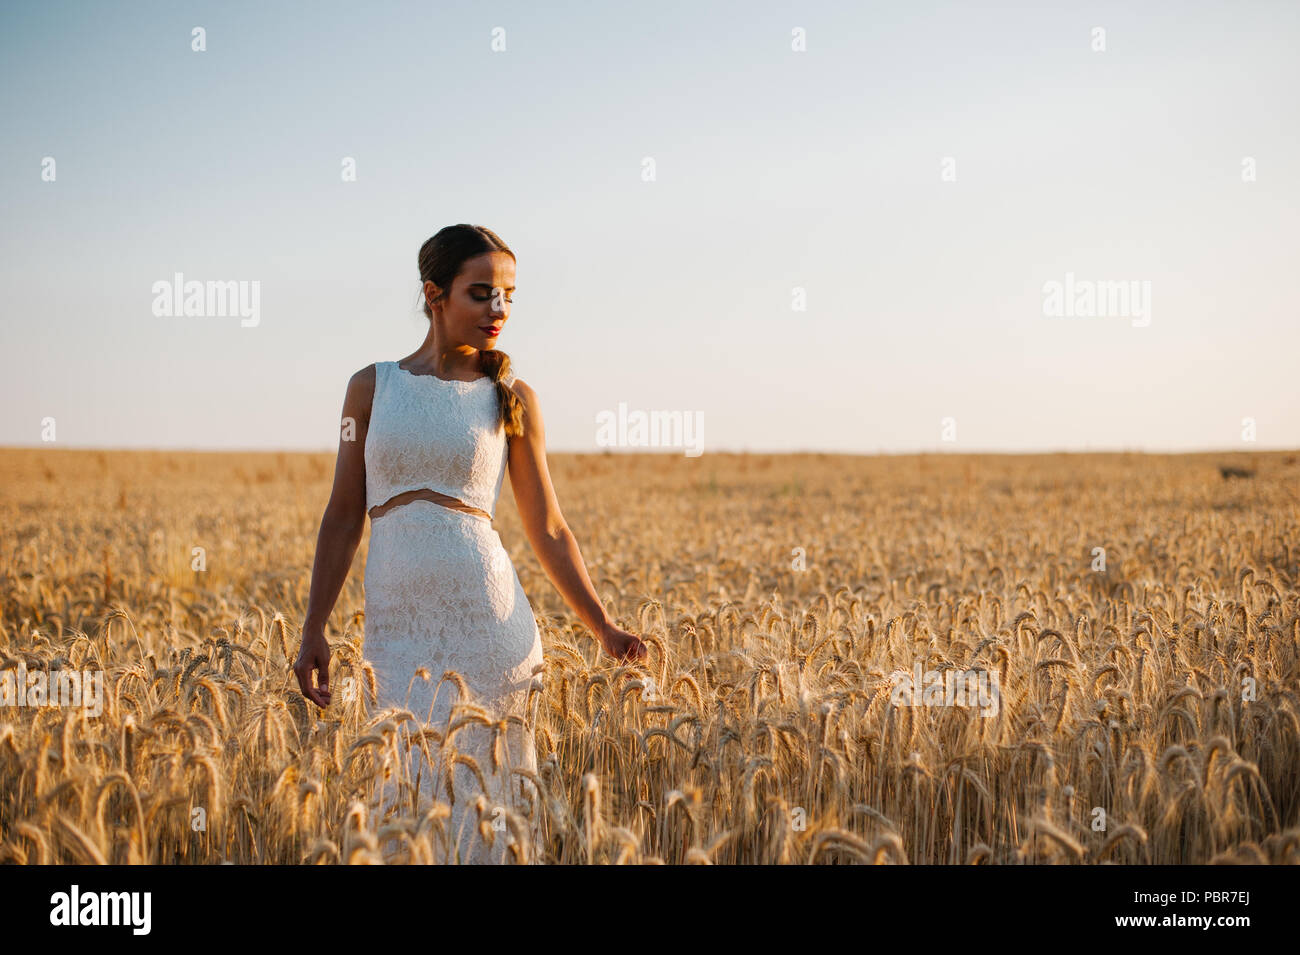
598, 622, 648, 662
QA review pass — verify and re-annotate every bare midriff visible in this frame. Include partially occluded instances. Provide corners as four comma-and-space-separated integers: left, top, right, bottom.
368, 488, 492, 522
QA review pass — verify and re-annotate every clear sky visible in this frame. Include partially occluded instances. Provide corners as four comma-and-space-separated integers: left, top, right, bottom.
3, 0, 1297, 454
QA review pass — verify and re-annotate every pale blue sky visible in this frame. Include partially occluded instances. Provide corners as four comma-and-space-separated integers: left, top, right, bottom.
3, 0, 1297, 453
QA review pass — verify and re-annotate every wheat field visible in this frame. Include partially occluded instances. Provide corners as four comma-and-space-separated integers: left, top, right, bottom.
1, 447, 1297, 864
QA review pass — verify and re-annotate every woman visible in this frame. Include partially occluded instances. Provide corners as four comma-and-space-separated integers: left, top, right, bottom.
293, 224, 647, 864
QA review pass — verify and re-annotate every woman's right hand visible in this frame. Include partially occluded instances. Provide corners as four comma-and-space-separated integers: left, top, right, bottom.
293, 629, 332, 708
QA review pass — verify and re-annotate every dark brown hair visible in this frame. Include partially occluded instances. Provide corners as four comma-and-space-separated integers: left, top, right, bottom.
416, 224, 525, 437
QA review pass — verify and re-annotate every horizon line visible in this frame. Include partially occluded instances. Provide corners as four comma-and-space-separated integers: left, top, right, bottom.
4, 444, 1297, 457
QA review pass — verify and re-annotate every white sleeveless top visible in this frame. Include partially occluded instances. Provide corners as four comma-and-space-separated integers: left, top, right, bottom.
364, 360, 516, 518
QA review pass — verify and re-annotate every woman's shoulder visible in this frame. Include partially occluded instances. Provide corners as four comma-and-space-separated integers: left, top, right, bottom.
350, 362, 380, 389
506, 375, 538, 411
502, 364, 529, 392
342, 363, 380, 425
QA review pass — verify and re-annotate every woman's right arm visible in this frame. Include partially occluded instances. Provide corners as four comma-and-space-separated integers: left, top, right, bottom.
294, 364, 375, 708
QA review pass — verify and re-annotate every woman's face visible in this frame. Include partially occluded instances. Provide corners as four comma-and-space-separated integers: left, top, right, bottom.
429, 251, 515, 350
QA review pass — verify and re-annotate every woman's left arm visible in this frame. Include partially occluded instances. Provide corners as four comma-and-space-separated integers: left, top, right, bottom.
505, 378, 647, 662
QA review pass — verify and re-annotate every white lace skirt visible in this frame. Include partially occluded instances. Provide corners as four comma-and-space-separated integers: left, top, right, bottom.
363, 499, 545, 864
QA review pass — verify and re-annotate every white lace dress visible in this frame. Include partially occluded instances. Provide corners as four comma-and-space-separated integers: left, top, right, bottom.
362, 359, 545, 864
